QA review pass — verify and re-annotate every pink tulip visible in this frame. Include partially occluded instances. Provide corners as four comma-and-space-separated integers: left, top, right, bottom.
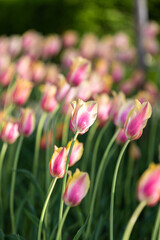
66, 139, 83, 167
45, 64, 59, 85
42, 35, 61, 59
41, 84, 58, 113
62, 30, 78, 48
137, 163, 160, 206
32, 61, 46, 83
19, 108, 35, 137
111, 61, 124, 83
69, 99, 97, 135
67, 56, 91, 86
55, 75, 70, 103
129, 142, 141, 161
0, 120, 19, 144
114, 100, 134, 128
116, 129, 127, 145
49, 146, 67, 178
16, 55, 32, 80
124, 99, 152, 140
8, 35, 22, 58
63, 169, 90, 207
12, 78, 33, 106
96, 94, 112, 127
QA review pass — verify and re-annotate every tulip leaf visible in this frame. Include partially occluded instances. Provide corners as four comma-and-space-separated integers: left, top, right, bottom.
16, 169, 44, 200
5, 234, 24, 240
0, 229, 4, 240
15, 196, 28, 232
73, 216, 89, 240
24, 209, 39, 227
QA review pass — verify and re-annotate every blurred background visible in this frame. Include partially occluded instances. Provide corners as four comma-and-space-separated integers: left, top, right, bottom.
0, 0, 159, 36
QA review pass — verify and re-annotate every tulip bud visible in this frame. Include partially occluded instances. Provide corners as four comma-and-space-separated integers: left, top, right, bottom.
67, 56, 91, 86
96, 94, 112, 127
116, 129, 127, 145
40, 131, 53, 150
69, 99, 97, 135
32, 61, 46, 83
66, 139, 83, 167
12, 78, 33, 106
124, 99, 152, 140
114, 100, 134, 128
129, 142, 141, 161
137, 163, 160, 206
49, 146, 67, 178
0, 120, 19, 144
19, 108, 35, 136
110, 91, 126, 123
41, 84, 58, 113
63, 169, 90, 207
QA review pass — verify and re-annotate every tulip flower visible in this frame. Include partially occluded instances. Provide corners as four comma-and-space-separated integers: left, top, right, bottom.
0, 120, 19, 144
66, 139, 83, 167
116, 129, 127, 145
94, 94, 111, 126
19, 108, 36, 137
110, 91, 126, 123
124, 99, 152, 140
67, 56, 91, 86
49, 146, 67, 178
69, 99, 97, 135
63, 169, 90, 207
41, 84, 58, 113
129, 142, 141, 161
137, 163, 160, 206
55, 75, 70, 103
62, 30, 78, 48
40, 131, 53, 150
41, 35, 61, 59
12, 78, 33, 106
45, 64, 59, 85
32, 61, 46, 83
114, 100, 134, 128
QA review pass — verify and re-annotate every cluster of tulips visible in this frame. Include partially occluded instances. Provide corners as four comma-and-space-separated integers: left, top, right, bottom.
0, 20, 160, 240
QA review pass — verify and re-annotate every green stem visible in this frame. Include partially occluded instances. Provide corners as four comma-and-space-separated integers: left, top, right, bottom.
86, 128, 120, 238
10, 135, 24, 233
33, 112, 47, 178
124, 157, 134, 208
56, 206, 70, 240
81, 122, 98, 171
46, 108, 58, 192
89, 121, 111, 201
122, 201, 146, 240
37, 177, 58, 240
58, 132, 79, 231
151, 205, 160, 240
62, 113, 70, 147
31, 112, 47, 201
147, 108, 158, 165
110, 139, 130, 240
0, 142, 8, 227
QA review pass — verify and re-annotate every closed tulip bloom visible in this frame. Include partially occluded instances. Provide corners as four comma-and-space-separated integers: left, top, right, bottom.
129, 142, 141, 161
67, 56, 91, 86
41, 84, 58, 113
110, 91, 126, 123
40, 130, 53, 150
19, 108, 35, 136
116, 129, 127, 145
12, 78, 33, 106
124, 99, 152, 140
114, 100, 134, 128
63, 169, 90, 207
49, 146, 67, 178
66, 139, 83, 167
69, 99, 97, 135
137, 163, 160, 206
96, 94, 112, 127
0, 120, 19, 144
